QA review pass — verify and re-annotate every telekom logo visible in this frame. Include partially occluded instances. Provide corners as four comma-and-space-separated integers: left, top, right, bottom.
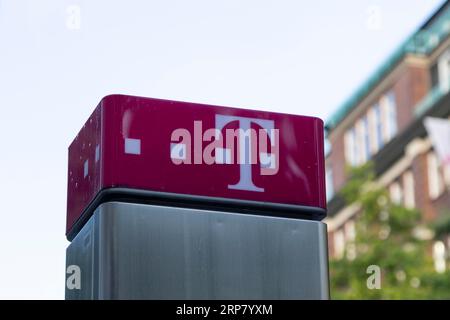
170, 114, 279, 192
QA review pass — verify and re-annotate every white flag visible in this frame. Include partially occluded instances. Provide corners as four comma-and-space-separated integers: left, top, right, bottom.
424, 117, 450, 167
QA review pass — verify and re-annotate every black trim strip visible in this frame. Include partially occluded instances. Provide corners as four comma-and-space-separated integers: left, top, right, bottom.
66, 188, 327, 241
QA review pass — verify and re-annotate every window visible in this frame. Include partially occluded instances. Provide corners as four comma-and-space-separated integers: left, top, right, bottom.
356, 120, 365, 164
345, 221, 356, 260
324, 138, 331, 157
344, 91, 397, 167
433, 241, 446, 273
345, 127, 358, 166
430, 62, 439, 88
326, 165, 334, 202
374, 103, 384, 151
368, 104, 383, 155
383, 91, 397, 141
345, 220, 356, 242
427, 152, 445, 200
346, 118, 370, 166
389, 181, 403, 205
362, 115, 371, 161
334, 230, 345, 259
436, 49, 450, 91
403, 171, 415, 209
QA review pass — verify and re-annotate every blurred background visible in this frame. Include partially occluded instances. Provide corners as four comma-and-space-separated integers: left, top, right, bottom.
325, 0, 450, 298
0, 0, 449, 299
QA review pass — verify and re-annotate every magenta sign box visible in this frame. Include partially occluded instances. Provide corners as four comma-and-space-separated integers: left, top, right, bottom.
66, 95, 326, 240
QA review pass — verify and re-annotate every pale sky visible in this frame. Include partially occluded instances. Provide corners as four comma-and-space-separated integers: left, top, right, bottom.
0, 0, 445, 299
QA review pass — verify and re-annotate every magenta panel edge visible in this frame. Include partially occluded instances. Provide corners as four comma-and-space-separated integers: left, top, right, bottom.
66, 94, 326, 237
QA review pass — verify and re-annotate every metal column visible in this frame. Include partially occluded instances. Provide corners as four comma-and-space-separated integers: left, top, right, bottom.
66, 201, 329, 299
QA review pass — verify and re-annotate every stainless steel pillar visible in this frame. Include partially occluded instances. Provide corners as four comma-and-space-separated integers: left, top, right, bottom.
66, 201, 329, 299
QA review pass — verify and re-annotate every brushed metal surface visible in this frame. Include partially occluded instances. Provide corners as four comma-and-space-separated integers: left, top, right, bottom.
66, 201, 329, 300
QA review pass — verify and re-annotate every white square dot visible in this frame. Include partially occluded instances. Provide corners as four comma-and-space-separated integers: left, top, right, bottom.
83, 159, 89, 178
125, 138, 141, 155
95, 145, 100, 162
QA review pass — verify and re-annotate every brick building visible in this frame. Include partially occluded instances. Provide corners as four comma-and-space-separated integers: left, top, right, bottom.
325, 1, 450, 267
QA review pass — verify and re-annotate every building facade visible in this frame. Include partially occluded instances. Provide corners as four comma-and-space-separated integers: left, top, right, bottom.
325, 1, 450, 266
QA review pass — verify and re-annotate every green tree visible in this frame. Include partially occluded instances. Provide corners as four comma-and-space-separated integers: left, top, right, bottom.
330, 163, 450, 299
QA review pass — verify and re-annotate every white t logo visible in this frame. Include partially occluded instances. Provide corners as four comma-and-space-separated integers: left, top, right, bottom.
216, 114, 276, 192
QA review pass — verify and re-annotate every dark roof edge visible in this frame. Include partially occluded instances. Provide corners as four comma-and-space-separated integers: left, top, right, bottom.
325, 0, 450, 135
420, 0, 450, 30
